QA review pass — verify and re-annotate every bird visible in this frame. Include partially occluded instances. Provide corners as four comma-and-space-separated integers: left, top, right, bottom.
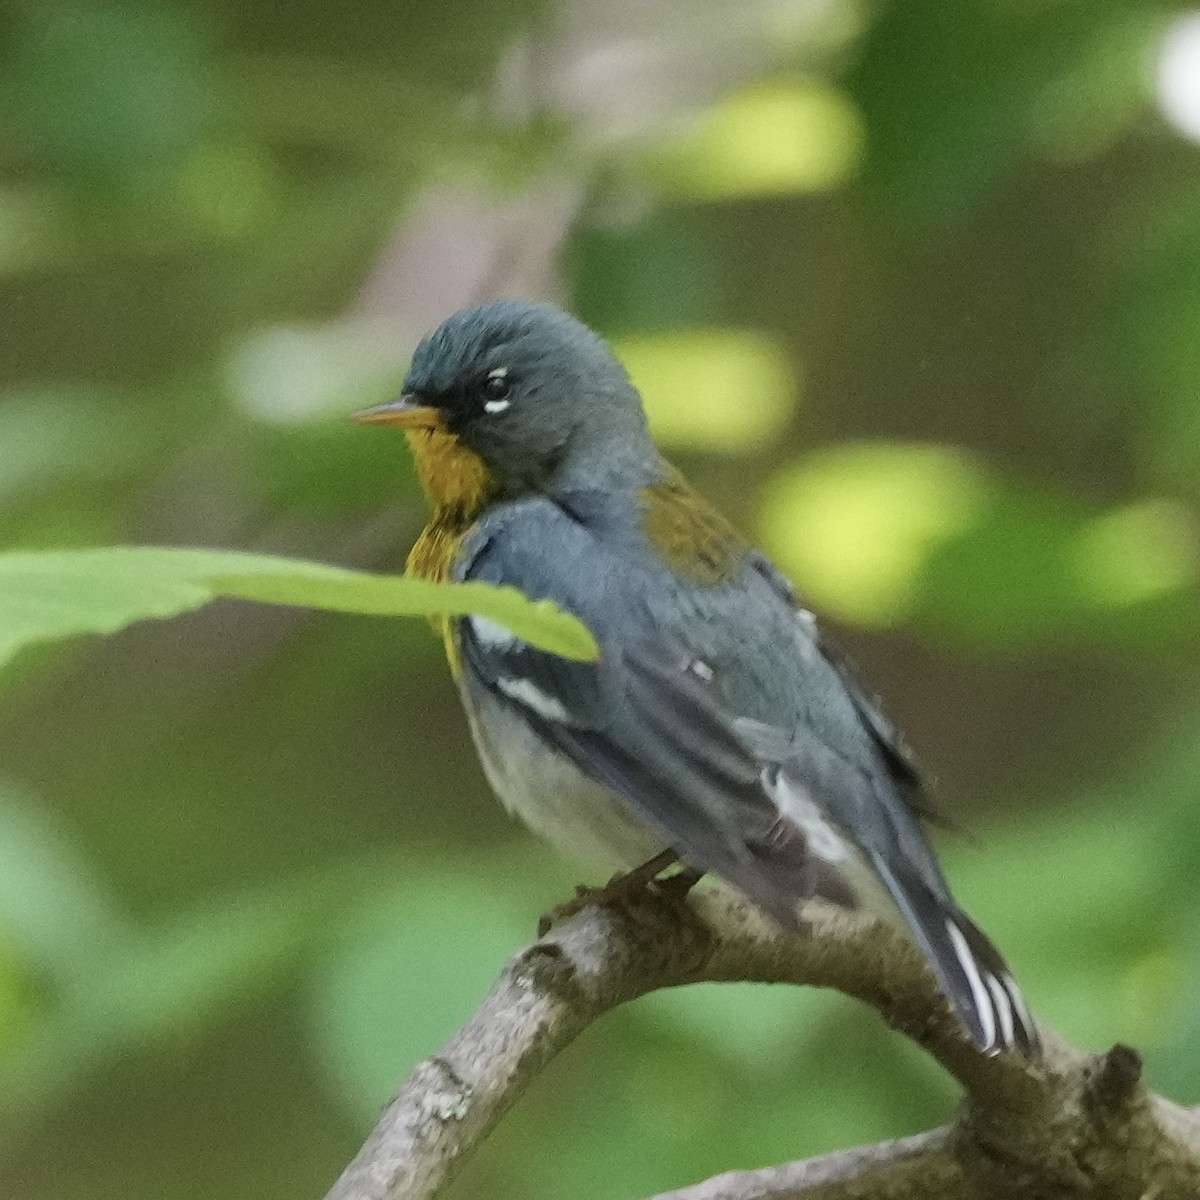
353, 299, 1039, 1056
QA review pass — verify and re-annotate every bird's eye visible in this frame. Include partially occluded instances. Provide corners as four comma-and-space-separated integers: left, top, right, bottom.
483, 370, 510, 399
481, 368, 512, 413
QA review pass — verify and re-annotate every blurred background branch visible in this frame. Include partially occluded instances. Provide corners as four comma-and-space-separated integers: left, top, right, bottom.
3, 0, 1200, 1196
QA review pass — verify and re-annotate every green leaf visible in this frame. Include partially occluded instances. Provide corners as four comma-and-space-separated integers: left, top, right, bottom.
0, 546, 598, 669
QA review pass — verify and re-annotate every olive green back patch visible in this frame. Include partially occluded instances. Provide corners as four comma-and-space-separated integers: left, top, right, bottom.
640, 467, 748, 585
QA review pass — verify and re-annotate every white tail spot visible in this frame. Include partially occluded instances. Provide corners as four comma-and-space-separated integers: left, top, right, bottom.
1001, 971, 1037, 1044
984, 972, 1015, 1047
945, 919, 997, 1050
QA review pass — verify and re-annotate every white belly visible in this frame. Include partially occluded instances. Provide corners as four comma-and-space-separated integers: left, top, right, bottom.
461, 684, 665, 870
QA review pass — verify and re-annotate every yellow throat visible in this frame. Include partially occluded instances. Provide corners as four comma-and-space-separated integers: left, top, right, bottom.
353, 398, 495, 672
402, 423, 494, 676
403, 424, 494, 582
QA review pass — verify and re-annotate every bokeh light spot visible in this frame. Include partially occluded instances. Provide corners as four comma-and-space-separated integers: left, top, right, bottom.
1075, 499, 1197, 608
615, 329, 798, 451
1157, 12, 1200, 143
648, 79, 864, 200
757, 443, 986, 626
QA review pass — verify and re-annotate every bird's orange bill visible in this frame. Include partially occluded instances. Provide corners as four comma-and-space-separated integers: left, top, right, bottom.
351, 395, 441, 431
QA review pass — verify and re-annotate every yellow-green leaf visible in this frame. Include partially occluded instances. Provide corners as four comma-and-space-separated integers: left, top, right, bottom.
0, 546, 598, 669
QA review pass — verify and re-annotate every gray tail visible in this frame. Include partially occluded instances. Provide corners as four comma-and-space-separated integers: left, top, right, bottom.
870, 854, 1039, 1055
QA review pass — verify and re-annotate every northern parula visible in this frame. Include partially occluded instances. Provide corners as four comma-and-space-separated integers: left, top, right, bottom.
354, 300, 1038, 1056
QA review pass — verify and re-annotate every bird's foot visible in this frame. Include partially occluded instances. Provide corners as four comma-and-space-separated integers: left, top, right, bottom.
536, 850, 701, 936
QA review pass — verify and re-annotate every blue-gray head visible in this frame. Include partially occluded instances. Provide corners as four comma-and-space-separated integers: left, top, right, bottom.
355, 301, 654, 498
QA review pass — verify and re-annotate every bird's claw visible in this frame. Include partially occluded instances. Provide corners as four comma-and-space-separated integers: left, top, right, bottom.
536, 854, 701, 936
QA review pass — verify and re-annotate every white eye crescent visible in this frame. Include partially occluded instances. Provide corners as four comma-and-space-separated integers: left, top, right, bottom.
482, 366, 511, 413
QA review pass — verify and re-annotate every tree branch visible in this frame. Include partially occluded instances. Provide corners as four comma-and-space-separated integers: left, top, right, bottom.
648, 1127, 962, 1199
322, 884, 1200, 1200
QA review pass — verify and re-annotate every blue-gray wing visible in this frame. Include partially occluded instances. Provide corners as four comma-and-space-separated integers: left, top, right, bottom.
456, 498, 1037, 1054
456, 500, 822, 919
747, 551, 927, 808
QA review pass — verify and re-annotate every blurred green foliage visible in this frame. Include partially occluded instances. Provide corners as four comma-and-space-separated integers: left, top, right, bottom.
1, 1, 1200, 1197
